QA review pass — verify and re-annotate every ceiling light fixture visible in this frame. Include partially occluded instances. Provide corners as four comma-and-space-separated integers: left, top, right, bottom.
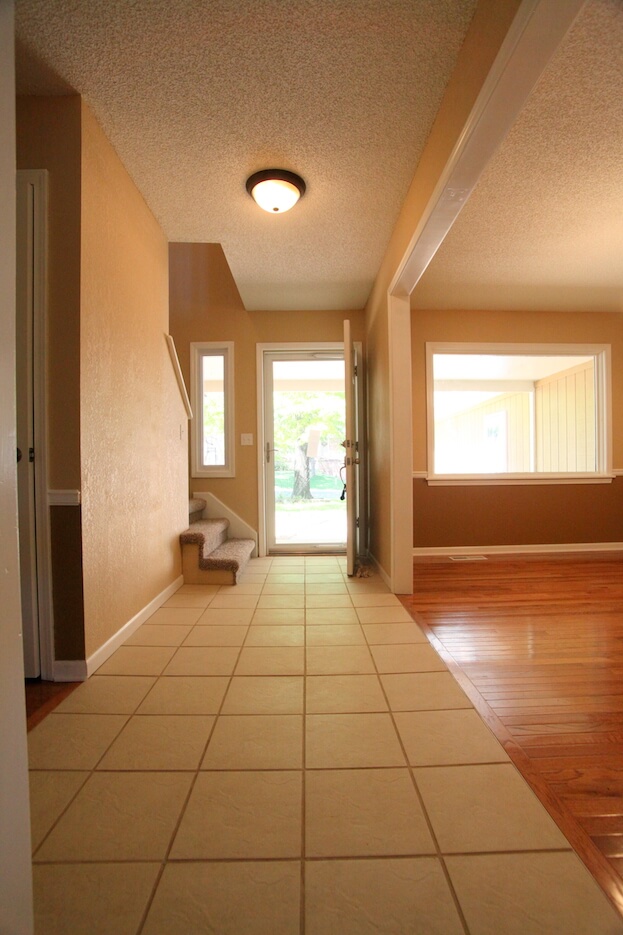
246, 169, 306, 214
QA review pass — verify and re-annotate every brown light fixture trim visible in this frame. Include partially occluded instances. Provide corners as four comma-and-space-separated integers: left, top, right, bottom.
246, 169, 306, 213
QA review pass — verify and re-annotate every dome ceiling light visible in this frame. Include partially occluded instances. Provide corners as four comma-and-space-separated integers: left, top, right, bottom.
246, 169, 306, 214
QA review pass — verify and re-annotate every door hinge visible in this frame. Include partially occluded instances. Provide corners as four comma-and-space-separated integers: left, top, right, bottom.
356, 517, 359, 528
29, 447, 35, 463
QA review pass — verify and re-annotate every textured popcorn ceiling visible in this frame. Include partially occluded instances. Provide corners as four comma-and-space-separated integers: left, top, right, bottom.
412, 0, 623, 313
15, 0, 478, 310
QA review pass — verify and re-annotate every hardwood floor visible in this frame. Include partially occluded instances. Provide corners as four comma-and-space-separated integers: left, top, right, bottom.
401, 553, 623, 917
25, 679, 80, 731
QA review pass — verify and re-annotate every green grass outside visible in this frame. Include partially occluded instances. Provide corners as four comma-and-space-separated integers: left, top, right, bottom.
275, 471, 342, 492
275, 499, 345, 513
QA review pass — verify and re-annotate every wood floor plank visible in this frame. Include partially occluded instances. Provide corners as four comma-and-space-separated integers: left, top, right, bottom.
25, 678, 81, 731
402, 554, 623, 918
529, 743, 623, 759
583, 816, 623, 836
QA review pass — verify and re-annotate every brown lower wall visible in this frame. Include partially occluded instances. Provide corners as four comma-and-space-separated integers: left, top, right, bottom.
413, 475, 623, 548
49, 505, 85, 659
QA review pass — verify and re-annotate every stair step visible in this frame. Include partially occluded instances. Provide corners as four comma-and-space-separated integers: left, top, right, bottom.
204, 538, 256, 571
180, 519, 254, 585
181, 518, 229, 555
188, 497, 207, 524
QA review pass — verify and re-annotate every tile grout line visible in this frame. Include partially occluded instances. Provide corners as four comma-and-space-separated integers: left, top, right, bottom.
133, 558, 287, 932
30, 769, 91, 862
31, 560, 623, 931
134, 582, 255, 935
302, 555, 349, 933
29, 666, 160, 862
301, 580, 307, 935
359, 599, 473, 935
32, 559, 449, 931
31, 843, 577, 868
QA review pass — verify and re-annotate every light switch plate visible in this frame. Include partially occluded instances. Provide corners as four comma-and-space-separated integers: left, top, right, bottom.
240, 433, 254, 446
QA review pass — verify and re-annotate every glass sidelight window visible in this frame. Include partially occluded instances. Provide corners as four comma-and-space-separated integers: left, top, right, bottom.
190, 342, 234, 477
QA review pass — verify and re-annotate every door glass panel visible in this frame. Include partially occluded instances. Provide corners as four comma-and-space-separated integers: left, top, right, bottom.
201, 353, 225, 466
272, 358, 346, 547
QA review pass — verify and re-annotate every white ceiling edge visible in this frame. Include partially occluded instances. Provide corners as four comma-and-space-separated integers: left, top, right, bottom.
237, 278, 368, 313
390, 0, 587, 300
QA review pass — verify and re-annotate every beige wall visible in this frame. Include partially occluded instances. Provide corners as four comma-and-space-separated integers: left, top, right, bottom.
364, 0, 521, 576
412, 308, 623, 547
169, 242, 364, 534
80, 102, 187, 658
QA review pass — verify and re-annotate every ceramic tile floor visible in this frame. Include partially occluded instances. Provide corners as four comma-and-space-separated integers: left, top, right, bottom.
28, 556, 623, 934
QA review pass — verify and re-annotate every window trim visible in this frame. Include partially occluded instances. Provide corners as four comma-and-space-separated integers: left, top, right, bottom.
190, 341, 235, 478
425, 342, 613, 486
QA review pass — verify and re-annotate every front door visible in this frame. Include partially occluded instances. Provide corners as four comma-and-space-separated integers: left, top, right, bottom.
343, 319, 360, 576
260, 329, 363, 568
263, 348, 348, 553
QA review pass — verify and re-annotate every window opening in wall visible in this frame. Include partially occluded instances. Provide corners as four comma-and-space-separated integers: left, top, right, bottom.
190, 342, 234, 477
426, 344, 611, 483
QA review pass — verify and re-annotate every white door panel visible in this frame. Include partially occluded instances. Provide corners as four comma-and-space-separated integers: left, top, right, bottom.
343, 320, 359, 576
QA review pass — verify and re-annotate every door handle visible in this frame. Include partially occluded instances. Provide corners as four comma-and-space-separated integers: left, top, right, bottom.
265, 442, 279, 463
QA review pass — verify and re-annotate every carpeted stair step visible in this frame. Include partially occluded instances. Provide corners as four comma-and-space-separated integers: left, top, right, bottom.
183, 518, 229, 554
180, 519, 255, 585
188, 497, 206, 524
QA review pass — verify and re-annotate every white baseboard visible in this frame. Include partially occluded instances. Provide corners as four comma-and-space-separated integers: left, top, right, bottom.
48, 489, 81, 506
366, 551, 392, 589
53, 659, 88, 682
85, 575, 184, 677
413, 542, 623, 558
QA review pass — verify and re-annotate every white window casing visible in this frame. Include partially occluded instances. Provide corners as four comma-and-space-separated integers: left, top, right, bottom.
425, 342, 613, 486
190, 341, 235, 478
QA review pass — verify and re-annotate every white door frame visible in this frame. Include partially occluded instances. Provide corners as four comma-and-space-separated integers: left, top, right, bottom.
16, 170, 55, 680
385, 294, 414, 593
343, 319, 358, 576
385, 0, 586, 593
256, 341, 364, 557
1, 3, 35, 927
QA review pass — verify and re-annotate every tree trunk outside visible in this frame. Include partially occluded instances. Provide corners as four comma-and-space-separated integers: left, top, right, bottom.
292, 442, 312, 499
